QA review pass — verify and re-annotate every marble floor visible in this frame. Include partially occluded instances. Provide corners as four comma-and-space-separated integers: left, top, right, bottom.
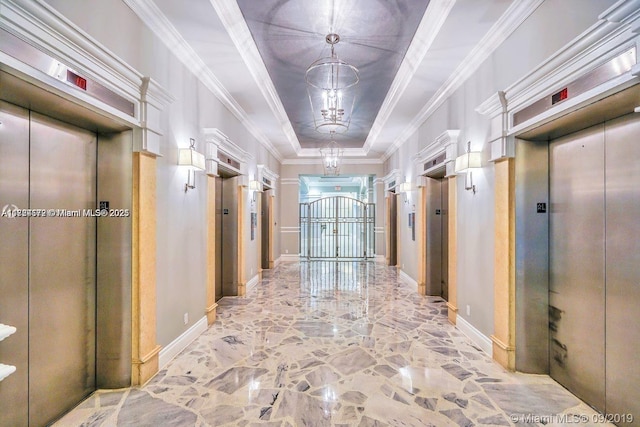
56, 261, 610, 427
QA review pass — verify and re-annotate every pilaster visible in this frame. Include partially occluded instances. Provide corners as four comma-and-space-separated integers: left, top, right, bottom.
491, 158, 516, 370
131, 152, 161, 385
446, 175, 458, 324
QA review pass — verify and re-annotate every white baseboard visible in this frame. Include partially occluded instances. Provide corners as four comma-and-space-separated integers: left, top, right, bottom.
246, 274, 260, 292
279, 254, 300, 262
455, 315, 493, 357
374, 255, 385, 262
398, 269, 418, 291
159, 315, 208, 369
274, 256, 282, 267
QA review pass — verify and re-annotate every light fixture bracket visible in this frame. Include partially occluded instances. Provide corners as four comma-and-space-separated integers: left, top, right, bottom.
178, 138, 205, 192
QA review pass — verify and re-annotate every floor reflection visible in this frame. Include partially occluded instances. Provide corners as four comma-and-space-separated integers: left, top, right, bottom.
55, 261, 611, 427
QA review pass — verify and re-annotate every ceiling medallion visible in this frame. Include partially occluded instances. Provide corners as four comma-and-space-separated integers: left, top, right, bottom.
305, 33, 359, 134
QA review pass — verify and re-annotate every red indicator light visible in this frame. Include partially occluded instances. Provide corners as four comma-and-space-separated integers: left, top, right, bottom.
552, 88, 568, 105
66, 69, 87, 91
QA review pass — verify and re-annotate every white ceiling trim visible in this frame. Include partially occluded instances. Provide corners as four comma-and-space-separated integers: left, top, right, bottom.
382, 0, 544, 161
296, 147, 374, 158
209, 0, 302, 155
281, 158, 383, 165
362, 0, 456, 154
122, 0, 282, 162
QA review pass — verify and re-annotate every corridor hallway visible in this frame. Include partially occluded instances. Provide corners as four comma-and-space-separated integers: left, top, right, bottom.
56, 262, 607, 427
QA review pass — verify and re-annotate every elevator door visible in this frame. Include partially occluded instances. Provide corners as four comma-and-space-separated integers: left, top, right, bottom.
549, 123, 605, 410
386, 194, 397, 266
425, 177, 448, 299
603, 113, 640, 422
549, 113, 640, 422
261, 189, 272, 269
0, 102, 97, 426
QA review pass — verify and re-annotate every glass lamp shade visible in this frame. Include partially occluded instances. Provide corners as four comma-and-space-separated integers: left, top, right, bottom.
454, 152, 481, 173
398, 182, 412, 193
178, 148, 206, 170
319, 140, 344, 176
305, 37, 359, 134
248, 180, 262, 191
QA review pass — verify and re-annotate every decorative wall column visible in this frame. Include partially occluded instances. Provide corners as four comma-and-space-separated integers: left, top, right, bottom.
447, 175, 458, 325
416, 183, 427, 296
492, 158, 516, 369
477, 91, 515, 369
237, 183, 247, 296
131, 152, 160, 385
131, 78, 172, 385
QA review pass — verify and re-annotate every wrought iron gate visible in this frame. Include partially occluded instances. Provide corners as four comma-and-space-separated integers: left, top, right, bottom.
300, 196, 375, 259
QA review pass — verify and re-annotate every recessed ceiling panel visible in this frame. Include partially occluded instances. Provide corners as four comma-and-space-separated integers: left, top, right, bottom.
236, 0, 430, 149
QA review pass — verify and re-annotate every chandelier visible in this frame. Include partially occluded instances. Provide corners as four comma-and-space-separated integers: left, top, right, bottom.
305, 33, 359, 134
319, 132, 344, 176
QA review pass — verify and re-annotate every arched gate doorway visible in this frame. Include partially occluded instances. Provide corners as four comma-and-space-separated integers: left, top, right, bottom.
299, 196, 375, 260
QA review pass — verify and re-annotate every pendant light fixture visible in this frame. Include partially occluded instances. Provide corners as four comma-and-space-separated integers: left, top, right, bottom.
305, 33, 359, 134
319, 131, 344, 176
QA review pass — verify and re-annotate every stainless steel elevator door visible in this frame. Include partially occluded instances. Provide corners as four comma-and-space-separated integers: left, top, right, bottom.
0, 100, 30, 427
387, 194, 397, 266
221, 176, 239, 296
425, 177, 448, 299
549, 123, 606, 410
29, 112, 97, 426
604, 113, 640, 422
261, 189, 272, 269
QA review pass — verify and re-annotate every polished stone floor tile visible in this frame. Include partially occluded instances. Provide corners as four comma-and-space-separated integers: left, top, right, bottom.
55, 262, 611, 427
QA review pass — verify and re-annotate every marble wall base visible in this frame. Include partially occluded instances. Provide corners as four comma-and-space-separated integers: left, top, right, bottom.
132, 345, 161, 386
206, 303, 218, 326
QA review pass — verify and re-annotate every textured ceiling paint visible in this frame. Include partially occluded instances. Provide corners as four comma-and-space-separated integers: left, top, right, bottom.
236, 0, 430, 149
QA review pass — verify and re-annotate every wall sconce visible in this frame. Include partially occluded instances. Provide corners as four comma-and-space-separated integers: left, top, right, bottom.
455, 141, 482, 194
178, 138, 205, 192
249, 180, 262, 203
398, 181, 412, 203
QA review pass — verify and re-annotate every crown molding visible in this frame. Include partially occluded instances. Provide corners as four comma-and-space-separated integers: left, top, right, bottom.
296, 146, 373, 158
381, 169, 402, 191
281, 178, 300, 185
0, 0, 143, 98
413, 129, 460, 177
257, 164, 279, 183
122, 0, 282, 162
475, 0, 640, 161
599, 0, 640, 23
503, 2, 640, 115
281, 157, 383, 166
203, 128, 252, 161
382, 0, 544, 162
209, 0, 301, 156
362, 0, 456, 154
